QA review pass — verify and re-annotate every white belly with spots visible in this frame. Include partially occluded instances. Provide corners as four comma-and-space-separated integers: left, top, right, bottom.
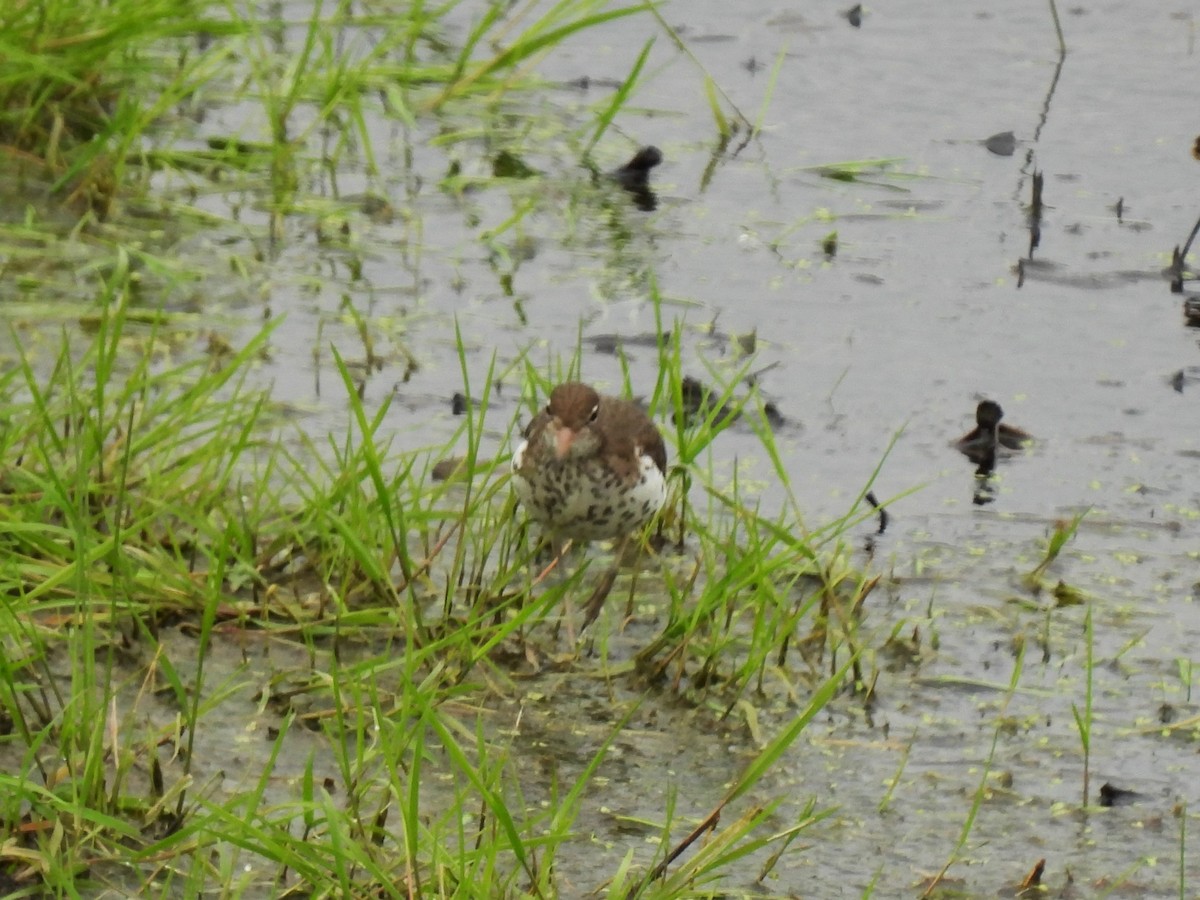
511, 441, 666, 541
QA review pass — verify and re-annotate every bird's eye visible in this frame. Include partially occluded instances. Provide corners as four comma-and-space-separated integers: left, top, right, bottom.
588, 404, 599, 422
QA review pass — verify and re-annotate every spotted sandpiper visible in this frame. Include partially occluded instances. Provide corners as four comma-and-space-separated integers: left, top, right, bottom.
511, 382, 667, 626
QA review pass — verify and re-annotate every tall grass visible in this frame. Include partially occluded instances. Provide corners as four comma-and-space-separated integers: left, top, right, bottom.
0, 253, 875, 894
0, 1, 891, 895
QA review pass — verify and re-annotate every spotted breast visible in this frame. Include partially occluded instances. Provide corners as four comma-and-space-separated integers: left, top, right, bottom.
511, 382, 667, 542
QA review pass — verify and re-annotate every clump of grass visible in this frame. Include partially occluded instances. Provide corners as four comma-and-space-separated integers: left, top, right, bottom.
1071, 602, 1095, 807
1, 265, 884, 894
0, 0, 241, 212
0, 2, 907, 895
1023, 510, 1087, 593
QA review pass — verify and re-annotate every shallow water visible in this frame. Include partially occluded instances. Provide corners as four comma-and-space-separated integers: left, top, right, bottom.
8, 1, 1200, 896
438, 5, 1199, 895
213, 2, 1199, 895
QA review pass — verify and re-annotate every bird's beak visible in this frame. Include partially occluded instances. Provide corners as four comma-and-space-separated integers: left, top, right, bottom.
554, 426, 576, 460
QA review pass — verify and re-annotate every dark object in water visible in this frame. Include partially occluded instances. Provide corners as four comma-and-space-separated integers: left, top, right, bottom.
677, 375, 732, 425
1098, 782, 1145, 808
1171, 206, 1200, 292
588, 331, 671, 355
609, 146, 662, 211
984, 131, 1016, 157
1017, 859, 1046, 891
762, 401, 785, 429
1028, 170, 1044, 256
493, 150, 538, 179
862, 490, 888, 552
865, 491, 888, 535
843, 4, 863, 27
1168, 366, 1200, 392
673, 375, 785, 430
451, 392, 468, 415
822, 231, 838, 259
1184, 295, 1200, 326
954, 400, 1033, 465
432, 456, 467, 482
1169, 246, 1185, 293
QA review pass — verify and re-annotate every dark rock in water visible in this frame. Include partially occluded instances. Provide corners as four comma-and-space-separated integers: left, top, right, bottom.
432, 456, 467, 482
451, 392, 468, 415
762, 401, 786, 429
676, 376, 730, 426
1168, 366, 1200, 392
984, 131, 1016, 156
673, 376, 786, 431
843, 3, 863, 27
1098, 782, 1145, 808
588, 331, 670, 355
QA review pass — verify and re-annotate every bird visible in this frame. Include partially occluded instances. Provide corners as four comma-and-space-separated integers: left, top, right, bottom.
607, 146, 662, 210
954, 400, 1033, 464
511, 382, 667, 626
512, 382, 667, 541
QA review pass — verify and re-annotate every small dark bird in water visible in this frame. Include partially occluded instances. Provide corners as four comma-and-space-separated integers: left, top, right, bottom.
954, 400, 1033, 464
609, 146, 663, 210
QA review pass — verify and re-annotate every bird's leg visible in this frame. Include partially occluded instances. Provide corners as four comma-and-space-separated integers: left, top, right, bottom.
580, 535, 628, 631
531, 537, 572, 584
539, 538, 576, 641
622, 537, 645, 623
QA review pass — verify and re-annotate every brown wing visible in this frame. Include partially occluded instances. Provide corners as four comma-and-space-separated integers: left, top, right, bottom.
598, 396, 667, 476
522, 408, 550, 441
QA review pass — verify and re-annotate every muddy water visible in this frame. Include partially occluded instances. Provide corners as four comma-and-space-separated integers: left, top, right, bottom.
211, 2, 1200, 895
449, 5, 1196, 895
14, 1, 1200, 896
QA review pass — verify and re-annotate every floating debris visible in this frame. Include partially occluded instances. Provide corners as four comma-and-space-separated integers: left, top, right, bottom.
1098, 782, 1146, 808
588, 331, 670, 355
983, 130, 1016, 156
1169, 246, 1186, 293
673, 375, 786, 430
1184, 295, 1200, 326
1168, 366, 1200, 392
1016, 859, 1046, 892
822, 230, 838, 259
432, 456, 468, 482
1028, 170, 1044, 256
866, 491, 888, 534
493, 150, 537, 179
